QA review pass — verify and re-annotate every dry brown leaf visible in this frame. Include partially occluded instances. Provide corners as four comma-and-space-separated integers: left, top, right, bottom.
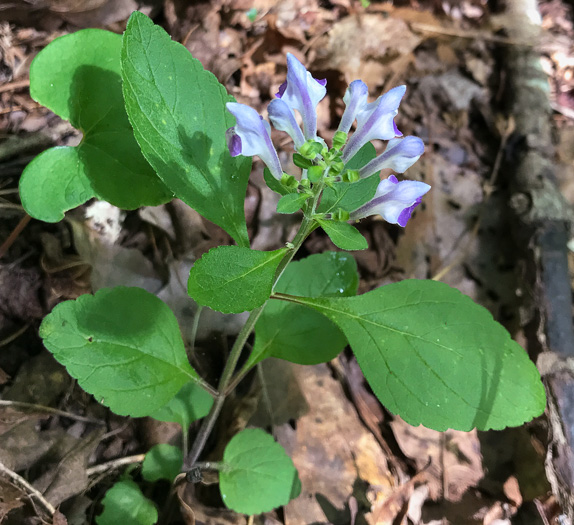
323, 14, 421, 89
275, 363, 394, 525
390, 417, 484, 502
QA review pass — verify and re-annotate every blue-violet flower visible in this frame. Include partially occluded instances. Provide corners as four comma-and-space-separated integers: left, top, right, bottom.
275, 53, 327, 141
350, 175, 430, 227
226, 102, 283, 180
359, 136, 424, 179
342, 85, 406, 163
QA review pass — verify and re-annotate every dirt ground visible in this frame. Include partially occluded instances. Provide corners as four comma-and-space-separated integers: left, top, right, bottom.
1, 0, 573, 523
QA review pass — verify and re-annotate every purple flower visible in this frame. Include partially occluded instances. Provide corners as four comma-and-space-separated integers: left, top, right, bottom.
276, 53, 327, 140
226, 102, 283, 180
338, 80, 369, 134
268, 98, 305, 150
342, 85, 406, 163
350, 175, 430, 227
359, 137, 424, 178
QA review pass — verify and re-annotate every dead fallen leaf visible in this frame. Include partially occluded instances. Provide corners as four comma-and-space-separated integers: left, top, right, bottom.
390, 417, 484, 502
275, 363, 394, 525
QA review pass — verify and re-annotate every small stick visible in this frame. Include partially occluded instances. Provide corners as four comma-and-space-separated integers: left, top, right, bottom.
85, 454, 146, 477
0, 79, 30, 94
0, 214, 31, 259
0, 323, 29, 348
0, 399, 105, 425
0, 460, 56, 517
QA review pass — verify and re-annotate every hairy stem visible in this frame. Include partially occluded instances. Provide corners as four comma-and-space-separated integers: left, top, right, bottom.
184, 210, 318, 469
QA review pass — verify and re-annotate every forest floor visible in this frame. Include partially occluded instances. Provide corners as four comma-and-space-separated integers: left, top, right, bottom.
1, 0, 573, 524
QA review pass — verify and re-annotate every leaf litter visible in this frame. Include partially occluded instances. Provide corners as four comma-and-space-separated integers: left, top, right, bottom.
0, 0, 570, 523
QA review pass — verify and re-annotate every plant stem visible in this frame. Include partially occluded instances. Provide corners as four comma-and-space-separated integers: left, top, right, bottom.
184, 212, 318, 469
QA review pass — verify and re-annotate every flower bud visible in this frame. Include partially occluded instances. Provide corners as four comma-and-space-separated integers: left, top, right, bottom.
293, 153, 313, 169
307, 165, 324, 182
299, 140, 324, 160
332, 209, 350, 221
281, 173, 299, 189
332, 131, 348, 150
342, 169, 360, 183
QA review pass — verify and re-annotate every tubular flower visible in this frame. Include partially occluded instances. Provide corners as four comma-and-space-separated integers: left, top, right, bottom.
275, 53, 327, 140
338, 80, 369, 134
342, 85, 406, 163
268, 98, 305, 150
226, 102, 283, 180
350, 175, 430, 227
359, 136, 424, 179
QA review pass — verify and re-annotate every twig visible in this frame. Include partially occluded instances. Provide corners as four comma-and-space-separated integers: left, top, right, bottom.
0, 102, 42, 115
0, 79, 30, 94
0, 214, 31, 259
0, 323, 29, 348
0, 399, 105, 425
85, 454, 146, 477
410, 22, 531, 46
0, 460, 56, 517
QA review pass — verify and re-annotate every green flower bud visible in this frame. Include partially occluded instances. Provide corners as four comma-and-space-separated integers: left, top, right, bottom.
342, 169, 360, 183
299, 140, 324, 160
299, 178, 311, 190
307, 165, 324, 182
332, 209, 350, 221
332, 130, 347, 150
329, 159, 345, 175
293, 153, 313, 169
281, 173, 299, 189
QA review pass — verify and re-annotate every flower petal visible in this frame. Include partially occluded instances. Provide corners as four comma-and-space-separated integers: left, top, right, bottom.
342, 85, 406, 162
350, 175, 430, 227
276, 53, 327, 140
226, 102, 283, 179
268, 98, 305, 149
359, 136, 424, 178
338, 80, 369, 134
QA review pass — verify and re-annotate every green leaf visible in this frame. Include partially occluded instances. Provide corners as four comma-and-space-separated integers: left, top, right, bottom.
277, 193, 309, 214
220, 428, 299, 515
142, 444, 183, 482
150, 381, 213, 428
121, 11, 251, 247
275, 280, 547, 431
96, 480, 158, 525
318, 174, 379, 214
317, 219, 368, 251
20, 29, 171, 223
20, 147, 92, 223
249, 252, 358, 366
264, 167, 292, 196
318, 143, 378, 214
39, 287, 199, 417
188, 246, 287, 314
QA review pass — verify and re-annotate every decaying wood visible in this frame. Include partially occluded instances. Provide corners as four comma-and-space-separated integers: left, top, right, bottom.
499, 0, 574, 520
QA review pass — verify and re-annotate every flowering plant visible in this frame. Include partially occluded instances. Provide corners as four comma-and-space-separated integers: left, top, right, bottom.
18, 12, 545, 521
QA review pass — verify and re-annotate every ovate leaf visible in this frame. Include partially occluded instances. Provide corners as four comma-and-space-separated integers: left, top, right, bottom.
277, 193, 309, 214
150, 381, 213, 428
142, 444, 183, 482
317, 219, 368, 251
249, 252, 358, 366
188, 246, 287, 313
121, 11, 251, 246
20, 29, 171, 223
220, 428, 299, 515
318, 143, 378, 214
20, 147, 92, 222
40, 287, 199, 417
96, 480, 157, 525
275, 280, 546, 431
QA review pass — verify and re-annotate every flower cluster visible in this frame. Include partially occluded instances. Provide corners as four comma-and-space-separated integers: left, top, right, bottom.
225, 53, 429, 227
